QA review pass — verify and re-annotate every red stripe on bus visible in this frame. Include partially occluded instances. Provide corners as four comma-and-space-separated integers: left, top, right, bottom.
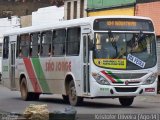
23, 58, 41, 93
101, 71, 116, 83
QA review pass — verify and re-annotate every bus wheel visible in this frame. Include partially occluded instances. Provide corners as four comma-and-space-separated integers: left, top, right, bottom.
31, 93, 40, 100
68, 80, 83, 106
20, 77, 32, 101
119, 97, 134, 107
62, 95, 69, 103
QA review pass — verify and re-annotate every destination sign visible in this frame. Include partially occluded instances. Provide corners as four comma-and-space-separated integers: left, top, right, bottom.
94, 18, 154, 31
106, 21, 137, 27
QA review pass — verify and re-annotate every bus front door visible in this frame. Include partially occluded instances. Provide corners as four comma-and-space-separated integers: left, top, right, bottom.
10, 42, 16, 90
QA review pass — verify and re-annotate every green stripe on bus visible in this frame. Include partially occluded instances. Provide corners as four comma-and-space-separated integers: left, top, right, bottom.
107, 71, 123, 83
31, 58, 50, 93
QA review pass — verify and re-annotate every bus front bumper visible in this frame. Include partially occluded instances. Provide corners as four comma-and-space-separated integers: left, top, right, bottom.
88, 82, 157, 98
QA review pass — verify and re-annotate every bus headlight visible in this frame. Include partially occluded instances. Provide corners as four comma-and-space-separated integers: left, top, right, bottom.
142, 73, 157, 85
92, 73, 110, 85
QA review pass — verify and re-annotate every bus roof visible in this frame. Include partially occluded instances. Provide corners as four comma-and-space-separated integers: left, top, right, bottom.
3, 15, 153, 36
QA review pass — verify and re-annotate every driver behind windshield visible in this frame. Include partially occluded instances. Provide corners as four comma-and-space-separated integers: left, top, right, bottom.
95, 33, 118, 58
127, 33, 147, 53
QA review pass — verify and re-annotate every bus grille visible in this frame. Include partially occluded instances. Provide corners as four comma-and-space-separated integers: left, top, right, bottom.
110, 73, 147, 79
112, 81, 140, 84
115, 87, 138, 92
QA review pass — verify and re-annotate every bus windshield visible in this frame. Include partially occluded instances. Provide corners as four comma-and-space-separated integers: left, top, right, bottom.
93, 32, 157, 70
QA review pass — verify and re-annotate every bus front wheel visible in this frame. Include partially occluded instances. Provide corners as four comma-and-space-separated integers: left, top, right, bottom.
119, 97, 134, 107
68, 80, 83, 106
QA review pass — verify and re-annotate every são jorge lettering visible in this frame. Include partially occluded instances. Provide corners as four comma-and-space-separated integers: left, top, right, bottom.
45, 60, 71, 72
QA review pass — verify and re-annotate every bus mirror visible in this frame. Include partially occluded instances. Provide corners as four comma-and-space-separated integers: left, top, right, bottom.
89, 34, 93, 40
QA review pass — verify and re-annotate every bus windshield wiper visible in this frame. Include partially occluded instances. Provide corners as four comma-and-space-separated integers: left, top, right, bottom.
108, 31, 118, 56
137, 31, 144, 42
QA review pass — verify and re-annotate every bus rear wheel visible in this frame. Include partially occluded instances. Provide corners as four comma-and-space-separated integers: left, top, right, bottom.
20, 77, 30, 100
20, 77, 40, 101
31, 93, 40, 100
68, 80, 83, 106
62, 95, 69, 103
119, 97, 134, 107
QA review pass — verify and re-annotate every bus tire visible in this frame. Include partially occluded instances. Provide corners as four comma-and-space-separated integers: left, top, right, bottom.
68, 80, 83, 106
62, 95, 69, 103
31, 93, 40, 101
20, 77, 32, 101
119, 97, 134, 107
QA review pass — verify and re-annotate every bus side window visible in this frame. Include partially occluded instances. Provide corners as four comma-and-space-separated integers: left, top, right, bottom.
3, 36, 9, 59
66, 27, 81, 56
52, 29, 66, 56
30, 33, 40, 57
19, 34, 30, 58
40, 31, 52, 57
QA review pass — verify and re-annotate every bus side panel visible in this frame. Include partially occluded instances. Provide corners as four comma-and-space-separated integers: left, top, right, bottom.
39, 57, 65, 94
65, 56, 82, 96
41, 56, 82, 95
32, 56, 82, 95
16, 58, 39, 93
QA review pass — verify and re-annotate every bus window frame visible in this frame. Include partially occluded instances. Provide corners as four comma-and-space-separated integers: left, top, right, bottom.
52, 29, 66, 57
29, 32, 41, 58
18, 34, 30, 58
40, 30, 53, 57
66, 27, 81, 56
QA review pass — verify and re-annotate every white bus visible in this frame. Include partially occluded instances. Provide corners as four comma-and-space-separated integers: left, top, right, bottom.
2, 16, 157, 106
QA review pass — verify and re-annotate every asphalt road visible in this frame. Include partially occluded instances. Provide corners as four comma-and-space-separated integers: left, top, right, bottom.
0, 84, 160, 119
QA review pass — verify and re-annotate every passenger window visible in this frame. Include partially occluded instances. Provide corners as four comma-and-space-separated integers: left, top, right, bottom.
3, 36, 9, 59
41, 31, 52, 57
30, 33, 40, 57
66, 27, 81, 55
19, 34, 30, 58
52, 29, 66, 56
